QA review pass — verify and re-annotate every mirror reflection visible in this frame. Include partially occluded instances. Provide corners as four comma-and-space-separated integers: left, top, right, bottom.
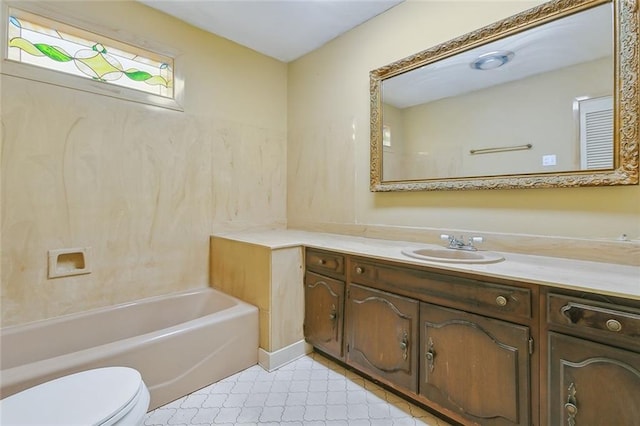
381, 3, 613, 181
370, 0, 639, 191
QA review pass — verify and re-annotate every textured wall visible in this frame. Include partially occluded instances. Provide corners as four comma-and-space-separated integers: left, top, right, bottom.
1, 0, 287, 326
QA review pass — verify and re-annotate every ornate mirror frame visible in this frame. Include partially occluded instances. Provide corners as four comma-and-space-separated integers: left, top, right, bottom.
370, 0, 639, 191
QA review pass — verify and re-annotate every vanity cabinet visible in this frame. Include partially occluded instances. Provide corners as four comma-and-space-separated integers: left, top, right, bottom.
546, 291, 640, 425
303, 248, 639, 426
303, 249, 346, 360
420, 303, 531, 426
348, 253, 536, 425
346, 283, 419, 392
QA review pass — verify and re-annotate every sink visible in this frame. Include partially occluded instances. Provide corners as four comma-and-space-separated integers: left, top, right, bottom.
401, 247, 505, 264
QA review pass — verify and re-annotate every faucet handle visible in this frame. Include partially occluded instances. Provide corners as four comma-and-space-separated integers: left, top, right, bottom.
469, 236, 484, 246
440, 234, 452, 241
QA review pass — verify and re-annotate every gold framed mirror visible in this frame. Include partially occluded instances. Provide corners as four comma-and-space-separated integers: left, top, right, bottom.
370, 0, 638, 191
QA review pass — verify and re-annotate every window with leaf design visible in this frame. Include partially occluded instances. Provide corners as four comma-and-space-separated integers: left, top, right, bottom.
5, 7, 179, 108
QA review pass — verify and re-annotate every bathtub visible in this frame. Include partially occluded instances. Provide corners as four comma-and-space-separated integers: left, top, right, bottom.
0, 287, 259, 410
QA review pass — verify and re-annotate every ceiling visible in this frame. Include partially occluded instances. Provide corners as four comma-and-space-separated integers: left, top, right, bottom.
137, 0, 404, 63
383, 2, 613, 108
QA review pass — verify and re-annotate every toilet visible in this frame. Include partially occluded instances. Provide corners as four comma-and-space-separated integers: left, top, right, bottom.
0, 367, 150, 425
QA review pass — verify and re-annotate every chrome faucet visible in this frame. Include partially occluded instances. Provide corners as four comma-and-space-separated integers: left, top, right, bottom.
440, 234, 484, 251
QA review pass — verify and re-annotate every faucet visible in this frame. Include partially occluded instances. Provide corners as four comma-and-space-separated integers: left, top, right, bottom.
440, 234, 484, 251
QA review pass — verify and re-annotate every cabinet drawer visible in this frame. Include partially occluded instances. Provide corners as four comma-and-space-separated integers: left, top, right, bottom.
351, 259, 532, 321
306, 248, 345, 278
548, 294, 640, 348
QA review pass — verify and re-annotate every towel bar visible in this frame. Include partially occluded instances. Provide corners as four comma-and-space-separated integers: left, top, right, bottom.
470, 143, 533, 155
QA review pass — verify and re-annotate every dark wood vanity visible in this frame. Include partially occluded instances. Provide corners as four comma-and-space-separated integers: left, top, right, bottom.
303, 247, 640, 426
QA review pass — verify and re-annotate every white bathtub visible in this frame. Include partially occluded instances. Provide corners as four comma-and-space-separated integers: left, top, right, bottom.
0, 287, 259, 409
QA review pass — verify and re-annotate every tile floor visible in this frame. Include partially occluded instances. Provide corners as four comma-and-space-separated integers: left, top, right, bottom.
144, 352, 452, 426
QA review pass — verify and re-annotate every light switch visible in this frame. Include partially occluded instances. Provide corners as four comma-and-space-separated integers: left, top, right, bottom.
542, 154, 557, 166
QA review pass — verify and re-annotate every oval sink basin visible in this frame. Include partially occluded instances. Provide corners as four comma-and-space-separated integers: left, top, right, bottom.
401, 247, 504, 264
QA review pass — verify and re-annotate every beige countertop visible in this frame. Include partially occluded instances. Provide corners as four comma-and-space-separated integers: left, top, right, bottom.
213, 229, 640, 300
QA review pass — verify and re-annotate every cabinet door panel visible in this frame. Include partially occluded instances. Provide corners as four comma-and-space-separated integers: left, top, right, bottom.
346, 283, 419, 392
549, 332, 640, 426
420, 303, 531, 426
304, 272, 344, 358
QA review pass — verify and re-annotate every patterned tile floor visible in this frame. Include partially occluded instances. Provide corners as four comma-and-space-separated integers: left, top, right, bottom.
145, 352, 452, 426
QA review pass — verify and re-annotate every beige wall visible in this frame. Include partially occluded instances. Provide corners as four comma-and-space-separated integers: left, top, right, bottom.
287, 0, 640, 240
1, 0, 288, 326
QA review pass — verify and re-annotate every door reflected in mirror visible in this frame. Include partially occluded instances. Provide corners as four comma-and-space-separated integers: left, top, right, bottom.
370, 0, 638, 191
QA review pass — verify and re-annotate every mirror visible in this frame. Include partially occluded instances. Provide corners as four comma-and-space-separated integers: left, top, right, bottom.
370, 0, 638, 191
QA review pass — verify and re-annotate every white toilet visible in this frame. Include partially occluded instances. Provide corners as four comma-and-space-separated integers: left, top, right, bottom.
0, 367, 150, 425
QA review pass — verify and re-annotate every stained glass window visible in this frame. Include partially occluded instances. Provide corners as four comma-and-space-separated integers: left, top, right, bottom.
6, 8, 174, 99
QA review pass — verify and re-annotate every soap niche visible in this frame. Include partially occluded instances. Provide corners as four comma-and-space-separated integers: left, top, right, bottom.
48, 248, 91, 278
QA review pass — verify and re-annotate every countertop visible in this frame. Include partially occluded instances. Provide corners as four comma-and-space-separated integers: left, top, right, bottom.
212, 229, 640, 300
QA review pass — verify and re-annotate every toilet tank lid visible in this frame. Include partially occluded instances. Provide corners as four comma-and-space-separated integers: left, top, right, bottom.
0, 366, 145, 426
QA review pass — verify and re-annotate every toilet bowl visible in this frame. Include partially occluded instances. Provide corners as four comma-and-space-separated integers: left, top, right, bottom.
0, 366, 150, 425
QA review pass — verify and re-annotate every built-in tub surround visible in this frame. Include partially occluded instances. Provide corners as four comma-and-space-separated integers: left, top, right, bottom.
1, 0, 287, 327
210, 237, 306, 370
0, 288, 259, 410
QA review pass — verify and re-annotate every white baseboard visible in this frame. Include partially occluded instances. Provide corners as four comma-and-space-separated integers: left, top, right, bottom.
258, 340, 312, 371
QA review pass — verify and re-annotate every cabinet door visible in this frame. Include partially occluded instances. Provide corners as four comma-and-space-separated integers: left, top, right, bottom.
549, 332, 640, 426
420, 303, 531, 426
304, 271, 345, 358
346, 283, 419, 392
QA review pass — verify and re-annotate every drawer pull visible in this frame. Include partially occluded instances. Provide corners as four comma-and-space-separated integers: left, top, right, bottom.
606, 319, 622, 332
496, 295, 508, 306
400, 331, 408, 361
318, 259, 326, 265
425, 337, 435, 373
355, 267, 364, 274
564, 382, 578, 426
329, 304, 337, 321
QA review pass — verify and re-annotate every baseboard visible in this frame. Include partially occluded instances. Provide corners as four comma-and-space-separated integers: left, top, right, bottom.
258, 340, 312, 371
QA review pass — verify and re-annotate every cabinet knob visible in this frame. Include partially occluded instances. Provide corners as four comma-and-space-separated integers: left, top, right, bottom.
495, 295, 508, 306
565, 382, 578, 425
606, 318, 622, 332
355, 267, 364, 274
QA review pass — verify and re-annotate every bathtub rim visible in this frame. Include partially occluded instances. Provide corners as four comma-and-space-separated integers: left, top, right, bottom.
1, 286, 259, 401
1, 286, 237, 334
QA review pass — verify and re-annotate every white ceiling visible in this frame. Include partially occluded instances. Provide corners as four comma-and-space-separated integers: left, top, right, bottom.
383, 3, 613, 108
137, 0, 404, 63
